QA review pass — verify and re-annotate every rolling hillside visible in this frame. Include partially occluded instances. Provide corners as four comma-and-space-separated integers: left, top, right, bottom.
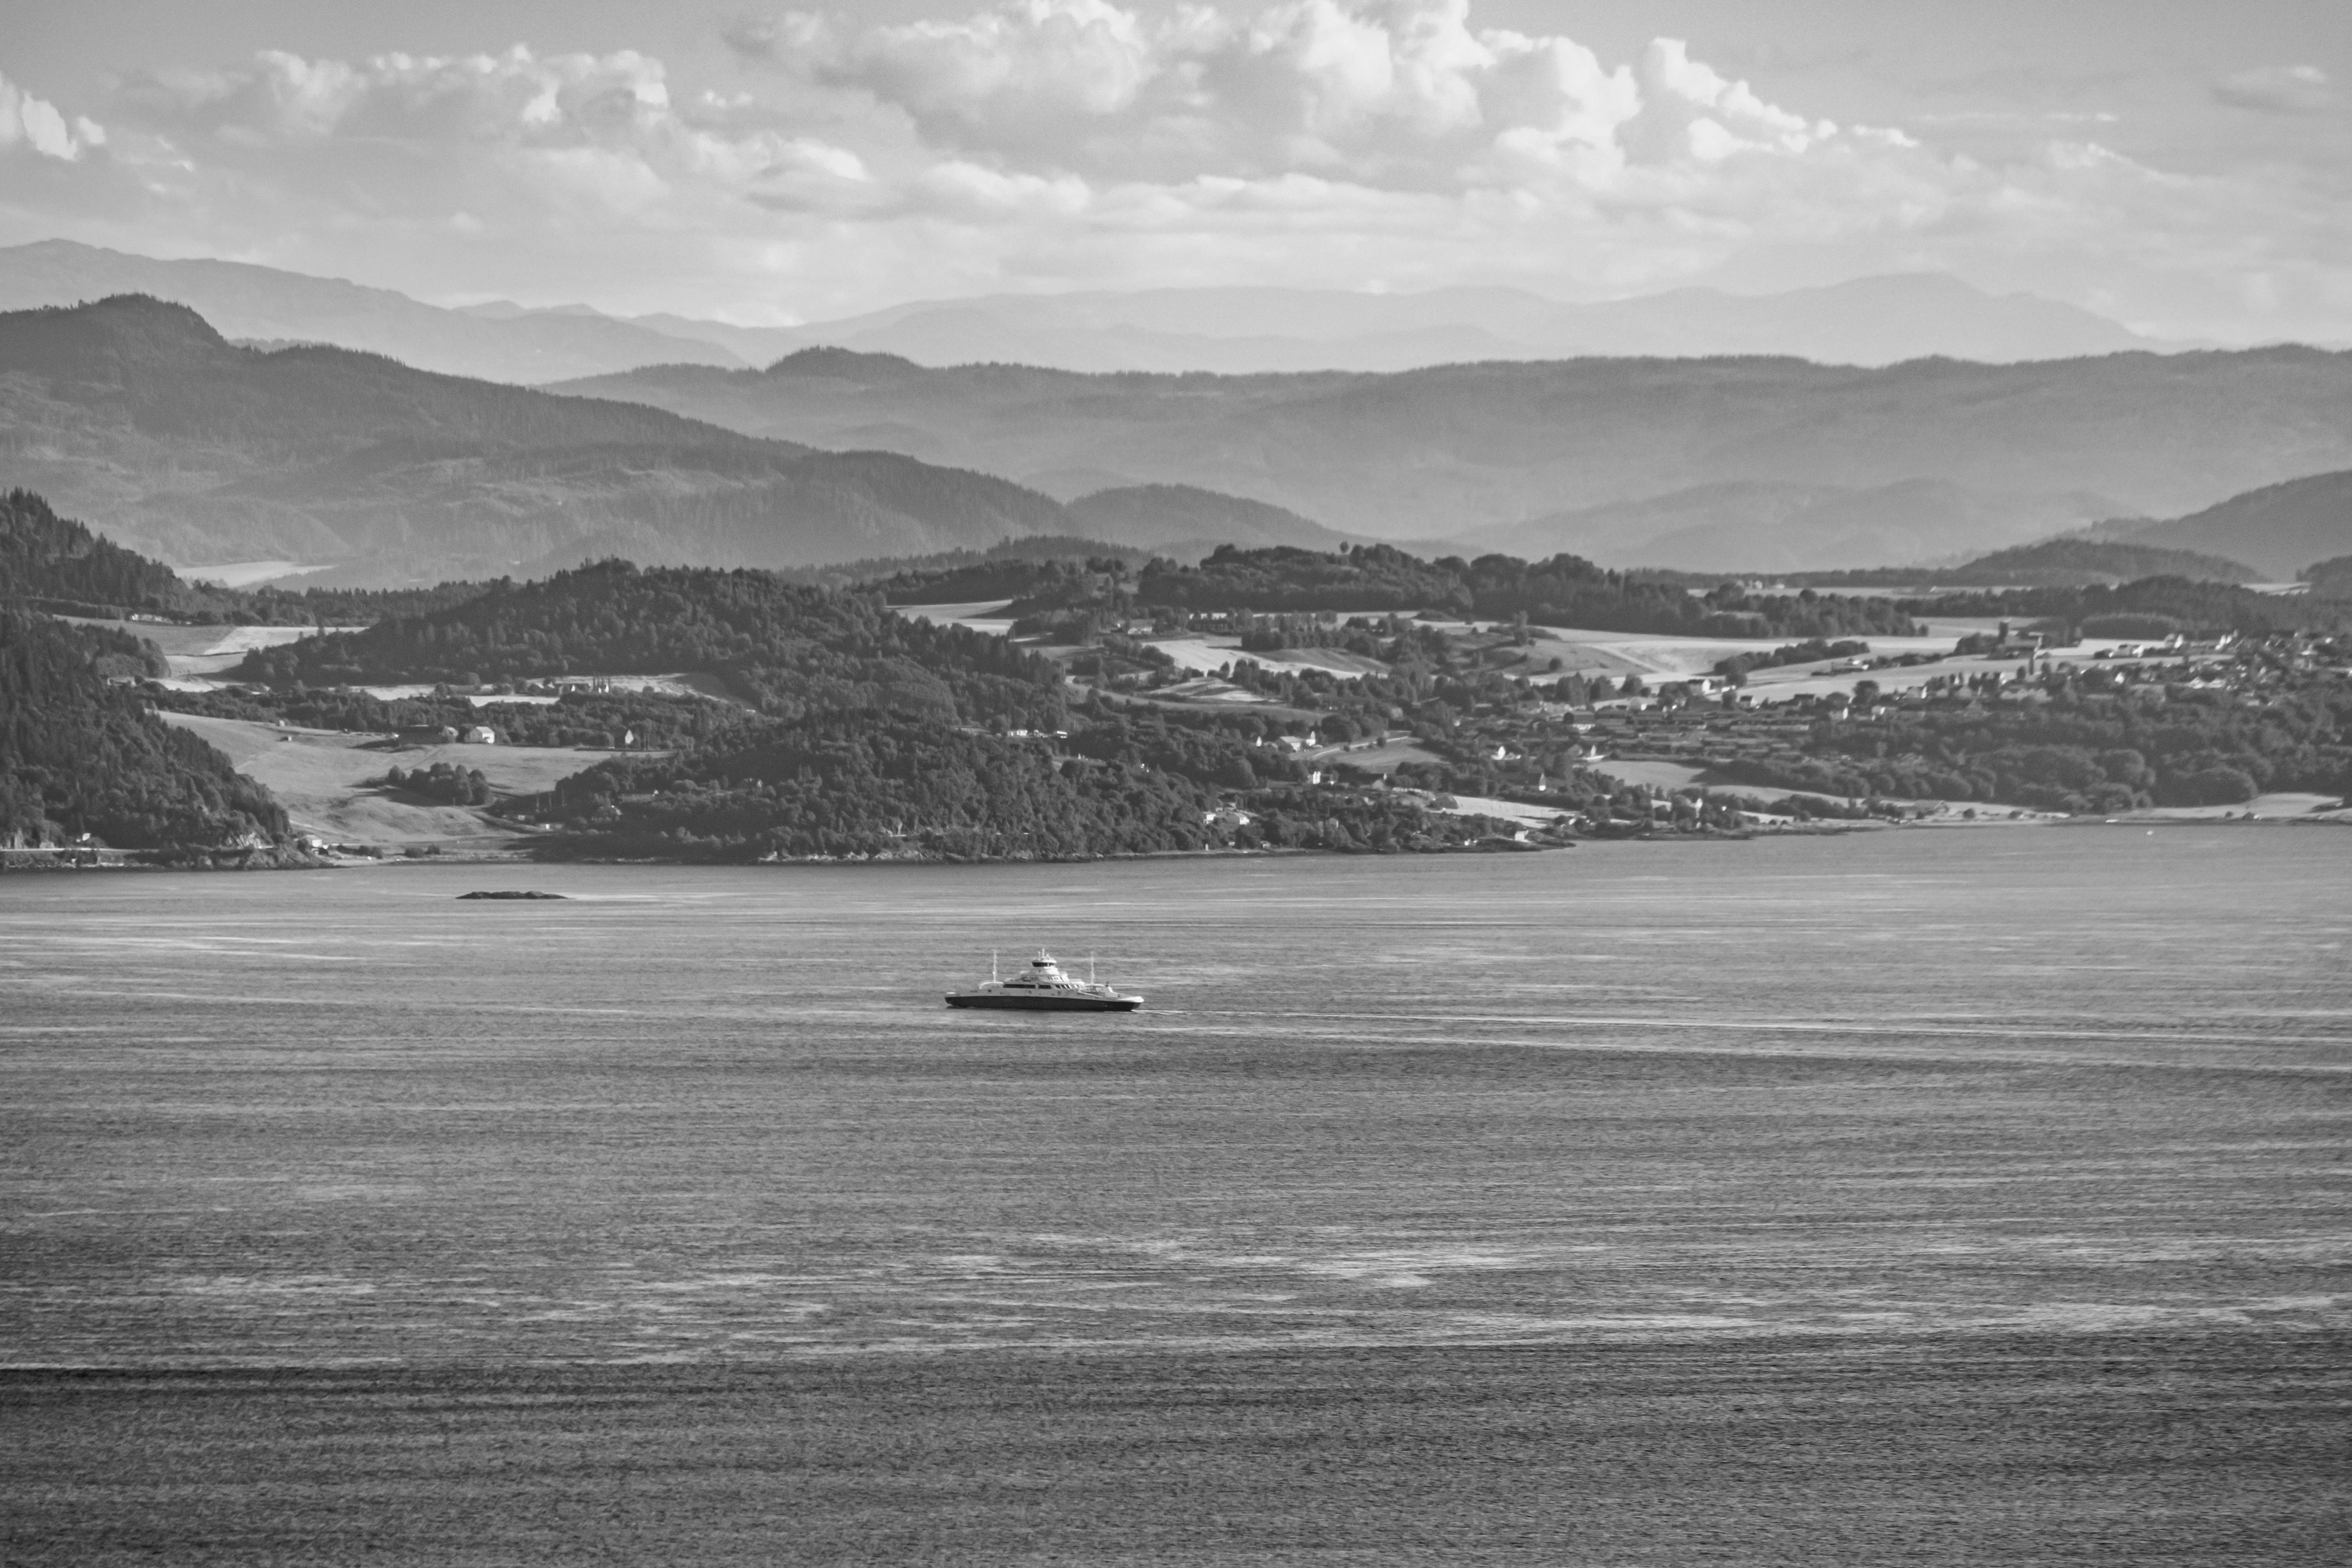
1453, 479, 2119, 573
1065, 485, 1347, 555
2112, 470, 2352, 579
558, 345, 2352, 568
1940, 537, 2257, 586
0, 296, 1077, 583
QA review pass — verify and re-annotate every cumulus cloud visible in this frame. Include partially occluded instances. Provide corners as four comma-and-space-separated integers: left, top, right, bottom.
2212, 64, 2333, 116
0, 71, 103, 160
0, 1, 2343, 343
762, 0, 1865, 189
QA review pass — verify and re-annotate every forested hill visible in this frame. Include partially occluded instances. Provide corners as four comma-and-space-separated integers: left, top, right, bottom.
0, 487, 494, 624
0, 295, 1076, 583
234, 560, 1069, 727
2303, 555, 2352, 597
0, 487, 184, 609
528, 699, 1524, 863
228, 557, 1527, 862
0, 610, 292, 855
1136, 544, 1918, 638
2116, 468, 2352, 580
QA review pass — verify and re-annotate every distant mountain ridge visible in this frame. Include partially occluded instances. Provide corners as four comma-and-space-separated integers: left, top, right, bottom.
0, 240, 745, 384
1065, 485, 1347, 556
0, 296, 1079, 583
723, 274, 2158, 374
561, 346, 2352, 570
0, 296, 1372, 584
0, 243, 2171, 386
1452, 479, 2122, 574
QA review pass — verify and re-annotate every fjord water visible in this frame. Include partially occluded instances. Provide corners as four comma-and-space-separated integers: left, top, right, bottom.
3, 831, 2347, 1563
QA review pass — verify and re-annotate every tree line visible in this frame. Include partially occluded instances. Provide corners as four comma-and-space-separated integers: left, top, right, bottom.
1906, 576, 2347, 639
1130, 544, 1917, 638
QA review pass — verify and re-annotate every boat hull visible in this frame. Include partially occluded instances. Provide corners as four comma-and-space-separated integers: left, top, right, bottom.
945, 993, 1142, 1012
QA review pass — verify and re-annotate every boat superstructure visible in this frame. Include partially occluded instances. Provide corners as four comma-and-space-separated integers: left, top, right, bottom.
945, 951, 1143, 1012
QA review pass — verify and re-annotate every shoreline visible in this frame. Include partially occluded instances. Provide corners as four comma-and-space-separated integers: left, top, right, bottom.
11, 808, 2346, 874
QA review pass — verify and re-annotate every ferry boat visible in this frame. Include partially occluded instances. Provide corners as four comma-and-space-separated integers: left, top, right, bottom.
945, 951, 1143, 1012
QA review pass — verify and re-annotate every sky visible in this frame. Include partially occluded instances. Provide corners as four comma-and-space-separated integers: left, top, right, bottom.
2, 0, 2348, 340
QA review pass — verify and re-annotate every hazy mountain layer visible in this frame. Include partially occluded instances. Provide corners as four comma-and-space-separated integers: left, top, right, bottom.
0, 240, 745, 385
722, 274, 2155, 374
0, 245, 2163, 387
1453, 479, 2120, 573
1938, 537, 2257, 586
1064, 485, 1348, 556
559, 347, 2352, 566
2111, 470, 2352, 579
0, 297, 1075, 583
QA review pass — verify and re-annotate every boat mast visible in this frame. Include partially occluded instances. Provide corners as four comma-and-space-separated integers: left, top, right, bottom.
992, 949, 998, 983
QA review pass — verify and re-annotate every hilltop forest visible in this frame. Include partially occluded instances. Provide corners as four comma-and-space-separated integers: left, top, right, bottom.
0, 609, 291, 853
1, 489, 489, 624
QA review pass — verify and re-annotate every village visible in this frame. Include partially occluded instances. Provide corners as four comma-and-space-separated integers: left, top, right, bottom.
984, 603, 2352, 835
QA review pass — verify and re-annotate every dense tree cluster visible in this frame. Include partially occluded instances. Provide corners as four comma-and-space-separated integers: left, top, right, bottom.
0, 489, 185, 611
233, 560, 1068, 728
534, 716, 1225, 861
529, 693, 1519, 862
0, 610, 288, 849
383, 762, 492, 806
1131, 544, 1916, 638
1141, 544, 1471, 613
866, 543, 1147, 605
224, 581, 497, 628
1718, 676, 2352, 813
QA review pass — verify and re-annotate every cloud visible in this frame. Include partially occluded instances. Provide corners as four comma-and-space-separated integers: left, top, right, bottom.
0, 71, 103, 160
73, 45, 883, 232
2212, 64, 2332, 116
0, 2, 2344, 344
771, 0, 1851, 188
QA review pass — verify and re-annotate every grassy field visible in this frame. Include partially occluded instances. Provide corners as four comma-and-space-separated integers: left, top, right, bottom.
158, 714, 616, 848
